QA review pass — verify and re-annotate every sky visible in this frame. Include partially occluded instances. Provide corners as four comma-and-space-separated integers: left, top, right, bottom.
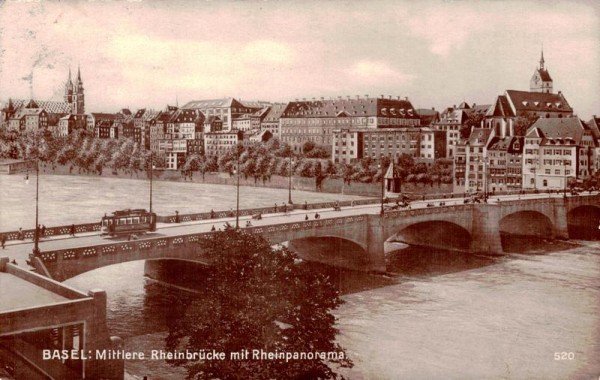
0, 0, 598, 119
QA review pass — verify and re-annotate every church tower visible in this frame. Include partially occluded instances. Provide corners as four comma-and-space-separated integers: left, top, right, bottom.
64, 68, 74, 104
529, 49, 553, 93
73, 66, 85, 114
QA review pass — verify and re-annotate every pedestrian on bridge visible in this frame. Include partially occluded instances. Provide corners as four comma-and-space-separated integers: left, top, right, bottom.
41, 225, 46, 238
0, 234, 6, 249
17, 228, 24, 240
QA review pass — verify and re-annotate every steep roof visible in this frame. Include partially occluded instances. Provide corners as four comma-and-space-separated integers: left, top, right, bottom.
262, 103, 287, 122
467, 128, 492, 146
486, 95, 515, 118
530, 117, 585, 145
537, 68, 552, 82
12, 99, 71, 114
505, 90, 572, 114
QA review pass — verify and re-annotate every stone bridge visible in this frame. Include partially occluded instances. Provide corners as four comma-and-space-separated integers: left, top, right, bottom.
31, 195, 600, 281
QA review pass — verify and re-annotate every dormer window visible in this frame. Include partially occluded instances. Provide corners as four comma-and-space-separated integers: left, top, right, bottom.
522, 101, 528, 107
534, 101, 539, 107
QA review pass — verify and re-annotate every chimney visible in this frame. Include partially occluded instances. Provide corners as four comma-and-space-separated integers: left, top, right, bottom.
405, 97, 408, 101
320, 97, 324, 100
397, 96, 401, 100
388, 95, 392, 100
472, 103, 476, 107
365, 94, 369, 98
381, 94, 385, 99
302, 98, 306, 101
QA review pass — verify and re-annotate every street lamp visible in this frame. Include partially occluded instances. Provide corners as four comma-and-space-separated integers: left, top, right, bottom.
235, 147, 240, 229
378, 162, 387, 216
149, 153, 155, 213
288, 152, 294, 205
563, 160, 568, 199
483, 157, 489, 201
25, 140, 40, 256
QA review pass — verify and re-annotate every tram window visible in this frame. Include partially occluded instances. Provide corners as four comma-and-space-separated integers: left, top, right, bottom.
133, 217, 140, 224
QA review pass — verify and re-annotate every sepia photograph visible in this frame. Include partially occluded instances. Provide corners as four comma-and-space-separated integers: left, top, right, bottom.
0, 0, 599, 379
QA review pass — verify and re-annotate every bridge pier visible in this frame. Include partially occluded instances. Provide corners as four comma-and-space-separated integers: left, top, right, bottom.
552, 200, 570, 239
469, 204, 503, 254
366, 216, 390, 272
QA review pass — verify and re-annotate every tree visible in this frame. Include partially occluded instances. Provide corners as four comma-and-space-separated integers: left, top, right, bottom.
165, 228, 352, 379
514, 112, 539, 137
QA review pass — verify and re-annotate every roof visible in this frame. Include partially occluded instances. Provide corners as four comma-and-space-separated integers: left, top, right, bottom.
529, 117, 586, 145
262, 103, 288, 122
90, 113, 119, 121
505, 90, 572, 114
280, 98, 418, 119
537, 68, 552, 82
467, 128, 492, 146
0, 272, 68, 312
171, 109, 198, 123
182, 98, 235, 109
486, 95, 515, 118
12, 99, 71, 114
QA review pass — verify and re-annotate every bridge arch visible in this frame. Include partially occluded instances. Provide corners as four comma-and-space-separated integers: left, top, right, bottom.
390, 221, 473, 251
286, 235, 370, 271
567, 205, 600, 239
499, 210, 554, 239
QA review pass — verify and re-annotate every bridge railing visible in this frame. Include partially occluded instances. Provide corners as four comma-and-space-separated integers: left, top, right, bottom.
35, 214, 369, 264
158, 196, 404, 223
1, 223, 101, 242
0, 198, 384, 242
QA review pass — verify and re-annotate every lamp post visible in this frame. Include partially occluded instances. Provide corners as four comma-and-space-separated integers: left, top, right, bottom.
288, 152, 294, 205
483, 156, 489, 201
32, 158, 40, 256
379, 162, 386, 216
563, 160, 568, 199
149, 153, 155, 213
235, 147, 240, 229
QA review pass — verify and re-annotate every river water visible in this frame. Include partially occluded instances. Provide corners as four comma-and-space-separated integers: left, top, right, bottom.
64, 241, 600, 380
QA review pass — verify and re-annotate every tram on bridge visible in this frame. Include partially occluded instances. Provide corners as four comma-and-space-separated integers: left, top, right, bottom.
100, 209, 157, 237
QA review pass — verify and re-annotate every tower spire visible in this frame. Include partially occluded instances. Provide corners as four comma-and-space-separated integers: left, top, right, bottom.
77, 64, 82, 83
540, 46, 545, 70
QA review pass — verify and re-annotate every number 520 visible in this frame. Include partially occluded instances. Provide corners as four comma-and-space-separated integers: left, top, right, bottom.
554, 352, 575, 360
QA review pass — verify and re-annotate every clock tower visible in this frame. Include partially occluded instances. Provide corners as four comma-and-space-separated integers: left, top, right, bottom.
530, 49, 553, 93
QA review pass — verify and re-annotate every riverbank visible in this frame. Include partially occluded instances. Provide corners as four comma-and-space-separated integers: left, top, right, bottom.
31, 162, 452, 197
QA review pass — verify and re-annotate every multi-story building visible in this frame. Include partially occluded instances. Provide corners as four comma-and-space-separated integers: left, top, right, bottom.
204, 130, 243, 157
431, 102, 489, 158
281, 96, 420, 155
453, 128, 495, 194
181, 98, 262, 130
260, 103, 287, 137
523, 118, 597, 190
486, 136, 524, 193
6, 100, 48, 132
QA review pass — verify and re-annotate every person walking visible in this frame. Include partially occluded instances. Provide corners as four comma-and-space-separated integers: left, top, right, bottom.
41, 225, 46, 237
18, 228, 24, 240
0, 234, 6, 249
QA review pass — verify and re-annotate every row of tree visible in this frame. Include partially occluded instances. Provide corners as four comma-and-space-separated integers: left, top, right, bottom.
0, 129, 452, 190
